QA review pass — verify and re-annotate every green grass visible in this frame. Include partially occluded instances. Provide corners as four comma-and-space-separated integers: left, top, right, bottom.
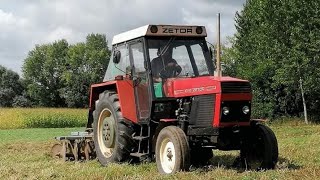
1, 121, 320, 179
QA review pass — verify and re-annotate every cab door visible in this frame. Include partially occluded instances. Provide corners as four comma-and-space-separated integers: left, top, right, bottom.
129, 40, 152, 121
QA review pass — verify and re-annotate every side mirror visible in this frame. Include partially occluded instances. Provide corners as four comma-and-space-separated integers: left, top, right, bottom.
113, 50, 121, 64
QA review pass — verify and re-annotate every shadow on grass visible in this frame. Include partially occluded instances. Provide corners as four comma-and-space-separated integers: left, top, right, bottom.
276, 157, 301, 170
189, 154, 301, 173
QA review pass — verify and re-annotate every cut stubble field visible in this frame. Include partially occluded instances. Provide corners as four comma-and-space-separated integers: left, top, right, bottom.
1, 119, 320, 179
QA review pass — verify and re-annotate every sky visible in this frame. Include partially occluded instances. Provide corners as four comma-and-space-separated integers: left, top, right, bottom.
0, 0, 245, 74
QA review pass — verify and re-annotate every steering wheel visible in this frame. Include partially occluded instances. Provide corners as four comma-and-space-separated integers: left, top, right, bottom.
160, 63, 182, 79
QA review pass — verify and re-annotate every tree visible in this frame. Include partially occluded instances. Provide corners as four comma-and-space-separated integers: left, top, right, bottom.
221, 37, 239, 77
23, 34, 111, 108
0, 65, 26, 107
23, 40, 69, 107
60, 34, 110, 107
232, 0, 320, 121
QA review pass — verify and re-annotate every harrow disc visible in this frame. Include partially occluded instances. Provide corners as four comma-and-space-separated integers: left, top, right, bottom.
51, 143, 63, 159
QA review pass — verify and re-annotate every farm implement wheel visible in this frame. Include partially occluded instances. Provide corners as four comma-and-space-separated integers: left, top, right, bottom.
239, 123, 278, 170
156, 126, 190, 174
51, 143, 63, 159
93, 91, 134, 166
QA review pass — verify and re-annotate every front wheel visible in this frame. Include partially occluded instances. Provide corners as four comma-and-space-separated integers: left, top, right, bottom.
156, 126, 190, 174
240, 123, 278, 170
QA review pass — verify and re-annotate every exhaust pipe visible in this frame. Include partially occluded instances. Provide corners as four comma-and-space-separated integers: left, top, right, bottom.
216, 13, 221, 77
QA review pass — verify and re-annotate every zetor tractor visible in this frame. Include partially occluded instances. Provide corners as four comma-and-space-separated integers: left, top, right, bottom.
54, 25, 278, 174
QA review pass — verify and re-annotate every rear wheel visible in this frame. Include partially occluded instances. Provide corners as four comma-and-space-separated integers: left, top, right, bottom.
156, 126, 190, 174
93, 91, 134, 166
240, 123, 278, 170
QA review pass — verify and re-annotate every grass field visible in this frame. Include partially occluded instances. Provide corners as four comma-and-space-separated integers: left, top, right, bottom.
1, 120, 320, 179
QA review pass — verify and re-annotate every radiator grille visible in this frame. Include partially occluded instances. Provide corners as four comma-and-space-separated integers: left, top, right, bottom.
189, 94, 215, 127
221, 82, 251, 93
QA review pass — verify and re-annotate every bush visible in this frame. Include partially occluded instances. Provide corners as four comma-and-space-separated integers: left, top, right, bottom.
0, 108, 87, 129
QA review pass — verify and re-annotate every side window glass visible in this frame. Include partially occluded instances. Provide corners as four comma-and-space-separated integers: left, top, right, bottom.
103, 44, 129, 81
131, 43, 145, 75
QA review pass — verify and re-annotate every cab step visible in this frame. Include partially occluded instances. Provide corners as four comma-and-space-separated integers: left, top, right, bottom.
132, 136, 149, 141
130, 152, 148, 158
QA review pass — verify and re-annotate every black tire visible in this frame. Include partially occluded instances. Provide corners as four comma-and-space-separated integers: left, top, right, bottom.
156, 126, 190, 174
191, 148, 213, 166
93, 90, 134, 166
240, 123, 278, 170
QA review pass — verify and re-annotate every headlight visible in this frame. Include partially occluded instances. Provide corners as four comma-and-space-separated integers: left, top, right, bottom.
242, 106, 250, 114
222, 106, 229, 115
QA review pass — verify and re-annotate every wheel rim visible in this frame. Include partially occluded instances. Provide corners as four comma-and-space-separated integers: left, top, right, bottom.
159, 137, 176, 174
97, 108, 116, 158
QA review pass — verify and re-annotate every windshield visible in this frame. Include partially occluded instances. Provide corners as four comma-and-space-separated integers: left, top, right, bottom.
147, 37, 214, 78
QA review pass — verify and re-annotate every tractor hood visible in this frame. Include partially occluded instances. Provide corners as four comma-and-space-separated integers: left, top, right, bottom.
163, 76, 250, 98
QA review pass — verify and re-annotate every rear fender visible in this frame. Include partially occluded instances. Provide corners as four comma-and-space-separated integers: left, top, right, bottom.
87, 80, 137, 128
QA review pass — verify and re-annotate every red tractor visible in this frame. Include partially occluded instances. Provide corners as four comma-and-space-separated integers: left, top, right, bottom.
53, 24, 278, 174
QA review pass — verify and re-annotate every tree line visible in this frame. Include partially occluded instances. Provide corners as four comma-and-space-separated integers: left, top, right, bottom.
1, 33, 110, 108
222, 0, 319, 121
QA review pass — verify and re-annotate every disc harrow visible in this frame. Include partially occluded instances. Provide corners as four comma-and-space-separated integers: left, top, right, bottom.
51, 131, 96, 161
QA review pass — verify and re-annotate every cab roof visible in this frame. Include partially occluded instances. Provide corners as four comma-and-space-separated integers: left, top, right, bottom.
112, 25, 207, 45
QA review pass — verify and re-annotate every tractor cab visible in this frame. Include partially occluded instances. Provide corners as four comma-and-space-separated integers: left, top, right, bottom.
101, 25, 215, 121
104, 25, 214, 96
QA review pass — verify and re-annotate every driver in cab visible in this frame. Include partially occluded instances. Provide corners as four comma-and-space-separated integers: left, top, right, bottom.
151, 47, 182, 82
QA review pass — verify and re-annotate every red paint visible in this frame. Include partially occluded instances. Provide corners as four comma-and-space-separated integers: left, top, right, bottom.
162, 76, 252, 128
213, 94, 221, 127
163, 76, 249, 98
163, 76, 220, 97
89, 80, 138, 123
89, 81, 117, 109
116, 81, 138, 123
213, 93, 252, 127
221, 93, 252, 101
